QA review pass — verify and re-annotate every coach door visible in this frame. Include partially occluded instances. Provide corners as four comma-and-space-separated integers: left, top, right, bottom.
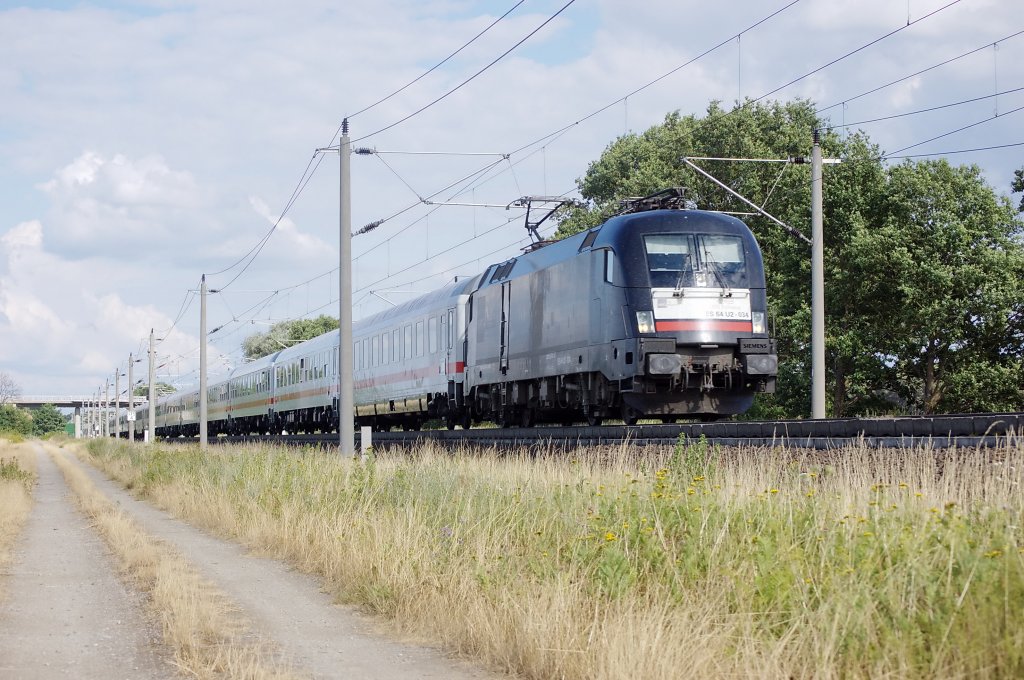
441, 307, 454, 376
499, 282, 511, 375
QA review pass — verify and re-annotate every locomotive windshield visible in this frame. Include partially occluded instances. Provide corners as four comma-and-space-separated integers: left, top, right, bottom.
644, 234, 747, 288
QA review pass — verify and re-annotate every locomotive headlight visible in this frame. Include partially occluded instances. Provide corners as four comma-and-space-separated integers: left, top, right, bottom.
751, 311, 766, 334
745, 353, 778, 375
647, 353, 682, 375
636, 310, 656, 334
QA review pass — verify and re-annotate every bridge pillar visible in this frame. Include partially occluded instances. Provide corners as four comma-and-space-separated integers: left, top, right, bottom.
74, 406, 82, 439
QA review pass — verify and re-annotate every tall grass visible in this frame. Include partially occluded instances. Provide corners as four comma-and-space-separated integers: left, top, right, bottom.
86, 436, 1024, 679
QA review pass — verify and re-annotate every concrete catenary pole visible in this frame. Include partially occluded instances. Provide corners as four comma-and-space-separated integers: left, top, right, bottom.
103, 379, 109, 438
199, 274, 208, 450
114, 367, 121, 439
339, 119, 355, 456
148, 328, 156, 443
128, 352, 134, 441
811, 130, 826, 419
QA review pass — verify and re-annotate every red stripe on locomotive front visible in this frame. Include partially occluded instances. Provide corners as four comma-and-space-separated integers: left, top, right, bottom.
655, 320, 753, 332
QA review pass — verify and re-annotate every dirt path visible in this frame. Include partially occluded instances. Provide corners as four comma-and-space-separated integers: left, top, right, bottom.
0, 444, 177, 679
69, 448, 500, 680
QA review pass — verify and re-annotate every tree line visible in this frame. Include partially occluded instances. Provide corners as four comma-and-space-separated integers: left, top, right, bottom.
0, 371, 68, 436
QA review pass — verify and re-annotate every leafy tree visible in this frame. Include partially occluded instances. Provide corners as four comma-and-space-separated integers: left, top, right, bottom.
32, 403, 68, 436
0, 372, 20, 405
555, 100, 1024, 416
133, 382, 177, 397
0, 405, 32, 436
857, 160, 1024, 413
242, 315, 338, 360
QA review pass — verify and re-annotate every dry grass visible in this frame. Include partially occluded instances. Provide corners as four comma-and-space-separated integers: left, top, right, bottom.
48, 443, 305, 679
0, 440, 36, 602
87, 436, 1024, 679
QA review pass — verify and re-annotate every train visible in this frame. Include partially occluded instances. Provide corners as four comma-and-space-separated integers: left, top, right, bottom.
126, 189, 777, 438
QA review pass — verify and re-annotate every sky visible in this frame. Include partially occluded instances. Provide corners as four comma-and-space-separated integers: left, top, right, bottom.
0, 0, 1021, 398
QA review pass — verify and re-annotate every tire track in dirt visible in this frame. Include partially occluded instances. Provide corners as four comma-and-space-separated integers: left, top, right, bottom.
0, 444, 177, 679
71, 450, 502, 680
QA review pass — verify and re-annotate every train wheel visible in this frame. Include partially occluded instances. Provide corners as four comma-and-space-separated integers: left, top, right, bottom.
586, 413, 603, 427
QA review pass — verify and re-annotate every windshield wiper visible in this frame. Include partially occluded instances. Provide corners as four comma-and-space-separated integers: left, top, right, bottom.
700, 242, 730, 292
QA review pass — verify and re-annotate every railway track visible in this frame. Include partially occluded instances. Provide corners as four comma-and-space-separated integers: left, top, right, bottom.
198, 412, 1023, 451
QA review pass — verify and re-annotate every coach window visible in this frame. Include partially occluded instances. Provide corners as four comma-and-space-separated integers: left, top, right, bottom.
428, 317, 438, 354
604, 249, 615, 284
404, 324, 413, 359
415, 320, 424, 357
392, 329, 400, 362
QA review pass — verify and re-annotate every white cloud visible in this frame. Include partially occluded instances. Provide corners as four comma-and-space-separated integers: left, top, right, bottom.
0, 220, 43, 251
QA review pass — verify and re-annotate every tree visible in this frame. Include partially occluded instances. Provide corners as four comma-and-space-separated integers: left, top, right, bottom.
133, 383, 177, 397
242, 315, 338, 361
32, 403, 68, 436
0, 372, 20, 405
855, 160, 1024, 413
0, 405, 32, 436
1012, 167, 1024, 212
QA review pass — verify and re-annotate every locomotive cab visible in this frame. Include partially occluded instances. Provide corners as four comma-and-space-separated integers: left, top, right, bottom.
595, 206, 777, 417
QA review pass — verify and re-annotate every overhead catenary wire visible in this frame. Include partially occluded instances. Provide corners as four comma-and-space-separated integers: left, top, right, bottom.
816, 28, 1024, 115
748, 0, 966, 107
205, 3, 529, 292
886, 102, 1024, 156
345, 2, 526, 122
886, 140, 1024, 159
505, 0, 803, 158
352, 0, 579, 144
823, 86, 1024, 130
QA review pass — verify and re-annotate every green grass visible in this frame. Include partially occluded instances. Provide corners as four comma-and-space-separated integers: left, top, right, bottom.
0, 457, 33, 488
87, 436, 1024, 679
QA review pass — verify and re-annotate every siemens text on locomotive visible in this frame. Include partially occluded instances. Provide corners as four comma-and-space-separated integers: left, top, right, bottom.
127, 191, 778, 438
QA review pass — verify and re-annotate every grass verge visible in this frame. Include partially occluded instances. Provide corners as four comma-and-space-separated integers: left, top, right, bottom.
48, 443, 304, 679
0, 440, 36, 601
86, 436, 1024, 679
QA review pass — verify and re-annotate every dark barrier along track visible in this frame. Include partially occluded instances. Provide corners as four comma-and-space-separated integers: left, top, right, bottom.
198, 412, 1023, 451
